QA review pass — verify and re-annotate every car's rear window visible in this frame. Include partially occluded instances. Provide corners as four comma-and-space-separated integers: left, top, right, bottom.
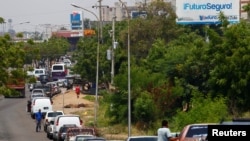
32, 94, 44, 98
53, 65, 63, 70
33, 90, 43, 93
186, 125, 208, 137
48, 112, 63, 117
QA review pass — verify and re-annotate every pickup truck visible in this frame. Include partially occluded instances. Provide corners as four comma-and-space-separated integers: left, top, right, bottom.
5, 79, 25, 98
64, 127, 96, 141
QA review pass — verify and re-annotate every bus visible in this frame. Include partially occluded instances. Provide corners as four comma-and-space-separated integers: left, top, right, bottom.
51, 63, 67, 81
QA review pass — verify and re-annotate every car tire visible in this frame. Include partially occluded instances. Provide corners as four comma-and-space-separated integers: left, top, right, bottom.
49, 135, 53, 140
31, 114, 35, 119
44, 125, 47, 132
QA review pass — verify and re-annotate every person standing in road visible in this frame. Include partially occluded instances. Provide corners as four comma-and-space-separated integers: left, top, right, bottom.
75, 84, 80, 98
35, 109, 43, 132
157, 120, 178, 141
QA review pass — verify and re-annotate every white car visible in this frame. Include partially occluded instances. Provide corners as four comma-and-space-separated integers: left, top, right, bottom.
46, 120, 55, 139
29, 92, 45, 102
33, 68, 46, 78
31, 88, 45, 95
72, 134, 95, 141
126, 136, 158, 141
43, 110, 64, 132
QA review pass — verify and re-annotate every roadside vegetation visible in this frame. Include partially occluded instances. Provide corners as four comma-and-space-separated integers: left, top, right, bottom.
1, 1, 250, 137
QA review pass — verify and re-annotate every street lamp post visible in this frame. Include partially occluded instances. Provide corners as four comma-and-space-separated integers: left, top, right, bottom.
17, 21, 30, 39
71, 3, 100, 126
111, 15, 116, 85
118, 0, 131, 137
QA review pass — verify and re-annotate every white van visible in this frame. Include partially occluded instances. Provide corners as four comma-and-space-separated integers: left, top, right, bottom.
30, 97, 53, 119
52, 115, 83, 141
33, 68, 46, 78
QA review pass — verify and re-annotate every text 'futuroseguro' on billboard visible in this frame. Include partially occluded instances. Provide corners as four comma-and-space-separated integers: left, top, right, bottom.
184, 3, 232, 11
176, 0, 239, 25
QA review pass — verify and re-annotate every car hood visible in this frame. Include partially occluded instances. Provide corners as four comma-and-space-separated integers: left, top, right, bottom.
182, 137, 206, 141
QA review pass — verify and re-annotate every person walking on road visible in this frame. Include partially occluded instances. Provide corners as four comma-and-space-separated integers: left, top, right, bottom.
75, 84, 80, 98
35, 109, 43, 132
157, 120, 178, 141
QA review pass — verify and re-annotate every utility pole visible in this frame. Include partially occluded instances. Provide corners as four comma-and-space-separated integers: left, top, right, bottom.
111, 13, 116, 85
92, 0, 109, 44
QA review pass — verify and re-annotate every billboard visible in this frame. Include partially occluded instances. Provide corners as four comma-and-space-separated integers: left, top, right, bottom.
70, 11, 83, 30
131, 11, 147, 19
176, 0, 240, 25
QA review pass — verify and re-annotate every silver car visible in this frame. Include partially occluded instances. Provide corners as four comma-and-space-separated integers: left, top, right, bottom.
126, 136, 158, 141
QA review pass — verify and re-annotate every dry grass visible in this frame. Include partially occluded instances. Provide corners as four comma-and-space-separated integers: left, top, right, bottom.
52, 90, 152, 140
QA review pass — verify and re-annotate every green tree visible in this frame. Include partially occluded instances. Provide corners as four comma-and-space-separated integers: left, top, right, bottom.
0, 34, 26, 97
134, 91, 157, 130
242, 3, 250, 20
172, 90, 229, 131
0, 17, 5, 24
208, 21, 250, 115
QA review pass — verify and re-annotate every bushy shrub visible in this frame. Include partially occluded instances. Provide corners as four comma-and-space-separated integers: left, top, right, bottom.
171, 90, 229, 131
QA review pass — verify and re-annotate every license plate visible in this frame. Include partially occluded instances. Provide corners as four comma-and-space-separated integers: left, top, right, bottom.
44, 107, 49, 110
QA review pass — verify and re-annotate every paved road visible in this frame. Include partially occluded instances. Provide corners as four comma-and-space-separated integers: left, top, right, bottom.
0, 93, 50, 141
0, 88, 119, 141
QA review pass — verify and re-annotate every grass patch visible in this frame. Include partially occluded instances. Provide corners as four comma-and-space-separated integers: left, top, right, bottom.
84, 95, 96, 102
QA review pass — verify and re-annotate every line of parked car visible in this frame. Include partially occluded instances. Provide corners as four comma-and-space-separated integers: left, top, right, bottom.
26, 80, 106, 141
29, 80, 63, 97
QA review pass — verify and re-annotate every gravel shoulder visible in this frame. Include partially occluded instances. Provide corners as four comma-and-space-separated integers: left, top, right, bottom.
51, 89, 95, 114
51, 89, 128, 140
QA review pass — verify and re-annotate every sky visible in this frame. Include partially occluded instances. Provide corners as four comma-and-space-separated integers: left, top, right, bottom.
0, 0, 136, 32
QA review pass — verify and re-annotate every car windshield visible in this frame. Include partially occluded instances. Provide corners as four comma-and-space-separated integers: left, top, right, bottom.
186, 125, 208, 137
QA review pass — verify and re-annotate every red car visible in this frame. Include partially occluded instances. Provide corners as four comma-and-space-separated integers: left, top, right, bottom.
178, 123, 216, 141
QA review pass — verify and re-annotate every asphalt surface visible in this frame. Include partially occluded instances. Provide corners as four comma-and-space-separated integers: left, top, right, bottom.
0, 87, 50, 141
0, 86, 122, 141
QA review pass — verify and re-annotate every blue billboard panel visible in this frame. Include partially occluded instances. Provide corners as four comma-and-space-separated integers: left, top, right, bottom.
70, 11, 82, 30
176, 0, 240, 25
131, 11, 147, 19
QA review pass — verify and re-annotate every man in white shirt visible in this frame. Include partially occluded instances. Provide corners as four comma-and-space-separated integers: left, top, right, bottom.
157, 120, 178, 141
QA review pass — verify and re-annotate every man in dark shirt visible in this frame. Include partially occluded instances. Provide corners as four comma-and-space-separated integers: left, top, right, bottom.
35, 109, 43, 132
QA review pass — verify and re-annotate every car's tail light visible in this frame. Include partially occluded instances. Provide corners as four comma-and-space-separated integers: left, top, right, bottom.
80, 119, 83, 125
